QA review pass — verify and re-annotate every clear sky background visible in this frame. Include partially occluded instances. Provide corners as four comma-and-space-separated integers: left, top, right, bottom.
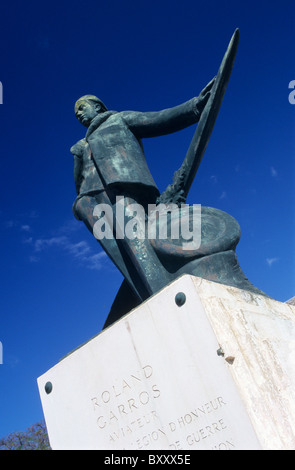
0, 0, 294, 439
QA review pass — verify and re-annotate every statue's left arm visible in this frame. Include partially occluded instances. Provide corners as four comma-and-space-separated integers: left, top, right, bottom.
122, 78, 215, 138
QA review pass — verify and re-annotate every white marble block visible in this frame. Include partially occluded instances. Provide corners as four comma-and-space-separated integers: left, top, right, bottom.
37, 275, 295, 450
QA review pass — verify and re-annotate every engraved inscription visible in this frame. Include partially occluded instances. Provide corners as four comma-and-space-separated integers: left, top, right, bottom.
88, 363, 241, 449
90, 364, 161, 437
132, 396, 231, 450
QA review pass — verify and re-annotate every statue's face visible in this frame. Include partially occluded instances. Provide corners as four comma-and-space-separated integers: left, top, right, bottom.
75, 100, 101, 127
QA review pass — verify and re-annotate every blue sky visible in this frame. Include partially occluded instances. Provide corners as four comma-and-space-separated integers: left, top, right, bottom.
0, 0, 294, 438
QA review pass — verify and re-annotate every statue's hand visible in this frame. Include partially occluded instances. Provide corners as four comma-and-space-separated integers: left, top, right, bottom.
195, 77, 216, 116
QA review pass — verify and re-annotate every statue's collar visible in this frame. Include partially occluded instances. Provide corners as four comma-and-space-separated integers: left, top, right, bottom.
86, 111, 116, 139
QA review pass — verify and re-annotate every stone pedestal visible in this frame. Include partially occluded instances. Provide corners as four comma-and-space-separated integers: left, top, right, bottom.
37, 275, 295, 450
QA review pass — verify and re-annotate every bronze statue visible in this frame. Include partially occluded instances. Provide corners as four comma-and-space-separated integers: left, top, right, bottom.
71, 83, 213, 298
70, 30, 266, 328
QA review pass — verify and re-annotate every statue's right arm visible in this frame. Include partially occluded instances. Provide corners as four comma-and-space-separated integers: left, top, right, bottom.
70, 140, 84, 195
73, 155, 83, 194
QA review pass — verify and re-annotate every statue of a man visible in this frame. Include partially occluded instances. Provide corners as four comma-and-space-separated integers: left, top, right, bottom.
70, 81, 214, 301
69, 31, 262, 327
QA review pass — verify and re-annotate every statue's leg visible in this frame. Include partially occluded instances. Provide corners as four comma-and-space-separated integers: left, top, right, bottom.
73, 193, 143, 302
112, 195, 173, 298
74, 193, 173, 301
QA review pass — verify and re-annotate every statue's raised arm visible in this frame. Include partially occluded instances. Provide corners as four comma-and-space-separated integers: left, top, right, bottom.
120, 78, 215, 139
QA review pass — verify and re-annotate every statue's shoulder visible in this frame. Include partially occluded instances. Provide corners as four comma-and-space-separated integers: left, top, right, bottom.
70, 138, 87, 156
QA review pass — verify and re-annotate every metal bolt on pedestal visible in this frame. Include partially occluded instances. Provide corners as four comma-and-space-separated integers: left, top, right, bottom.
45, 382, 53, 394
175, 292, 186, 307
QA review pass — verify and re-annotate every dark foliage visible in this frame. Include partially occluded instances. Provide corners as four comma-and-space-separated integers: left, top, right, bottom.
0, 421, 50, 450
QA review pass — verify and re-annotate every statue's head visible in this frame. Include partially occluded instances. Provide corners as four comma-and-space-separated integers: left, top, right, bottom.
74, 95, 108, 127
